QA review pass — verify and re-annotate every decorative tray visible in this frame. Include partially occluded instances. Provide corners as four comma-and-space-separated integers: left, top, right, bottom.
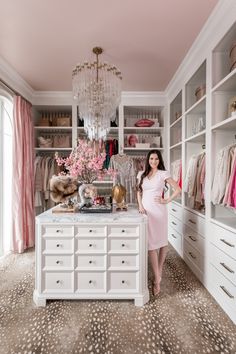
80, 204, 113, 213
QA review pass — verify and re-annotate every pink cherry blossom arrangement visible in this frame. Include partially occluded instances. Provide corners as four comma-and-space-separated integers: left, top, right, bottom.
55, 139, 116, 183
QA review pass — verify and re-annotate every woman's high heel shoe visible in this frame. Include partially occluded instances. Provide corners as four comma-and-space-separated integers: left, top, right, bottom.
152, 281, 160, 296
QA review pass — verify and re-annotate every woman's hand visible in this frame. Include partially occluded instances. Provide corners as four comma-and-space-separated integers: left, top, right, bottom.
154, 196, 169, 204
138, 205, 146, 214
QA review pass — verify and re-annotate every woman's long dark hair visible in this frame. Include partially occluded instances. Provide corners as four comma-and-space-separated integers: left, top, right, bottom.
138, 149, 166, 193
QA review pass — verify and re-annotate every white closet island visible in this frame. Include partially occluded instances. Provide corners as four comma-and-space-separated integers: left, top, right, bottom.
33, 208, 149, 307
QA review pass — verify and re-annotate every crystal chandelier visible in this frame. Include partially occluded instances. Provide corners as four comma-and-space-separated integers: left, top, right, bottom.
72, 47, 122, 141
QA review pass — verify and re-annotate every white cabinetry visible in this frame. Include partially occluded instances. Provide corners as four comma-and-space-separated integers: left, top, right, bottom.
209, 221, 236, 323
168, 202, 183, 257
33, 208, 149, 307
122, 105, 165, 156
168, 17, 236, 323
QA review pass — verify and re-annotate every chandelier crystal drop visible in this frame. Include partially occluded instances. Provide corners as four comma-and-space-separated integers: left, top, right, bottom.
72, 47, 122, 141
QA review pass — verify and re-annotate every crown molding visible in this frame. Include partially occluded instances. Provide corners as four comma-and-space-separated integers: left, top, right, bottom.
32, 91, 74, 105
0, 55, 34, 102
165, 0, 236, 102
121, 91, 167, 106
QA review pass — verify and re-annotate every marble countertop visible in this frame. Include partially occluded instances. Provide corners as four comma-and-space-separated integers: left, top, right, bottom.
36, 206, 147, 224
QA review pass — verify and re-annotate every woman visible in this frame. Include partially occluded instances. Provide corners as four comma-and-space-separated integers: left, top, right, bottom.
137, 149, 181, 296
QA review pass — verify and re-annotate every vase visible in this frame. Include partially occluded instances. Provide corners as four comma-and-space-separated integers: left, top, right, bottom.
78, 183, 97, 208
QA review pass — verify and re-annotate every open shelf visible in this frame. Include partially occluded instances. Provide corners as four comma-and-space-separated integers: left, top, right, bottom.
185, 130, 206, 143
170, 142, 182, 150
185, 95, 206, 115
212, 68, 236, 93
211, 115, 236, 131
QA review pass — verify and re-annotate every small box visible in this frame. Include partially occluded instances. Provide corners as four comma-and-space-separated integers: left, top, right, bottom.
57, 116, 71, 127
149, 136, 161, 148
135, 143, 150, 148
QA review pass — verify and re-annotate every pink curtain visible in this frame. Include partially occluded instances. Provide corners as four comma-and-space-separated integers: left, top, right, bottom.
11, 96, 35, 253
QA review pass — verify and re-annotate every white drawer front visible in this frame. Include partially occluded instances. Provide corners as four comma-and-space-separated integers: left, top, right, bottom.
43, 238, 74, 254
183, 209, 205, 236
210, 223, 236, 260
210, 264, 236, 309
210, 244, 236, 286
108, 237, 139, 253
76, 237, 106, 253
43, 255, 74, 269
42, 225, 74, 237
108, 271, 138, 292
169, 214, 183, 235
108, 225, 139, 236
76, 255, 106, 269
168, 227, 182, 256
169, 202, 182, 220
42, 272, 74, 293
183, 239, 204, 271
183, 224, 204, 254
76, 225, 106, 236
108, 255, 139, 269
76, 271, 106, 292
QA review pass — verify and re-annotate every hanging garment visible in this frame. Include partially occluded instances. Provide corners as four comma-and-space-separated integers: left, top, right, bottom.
212, 144, 236, 205
109, 153, 136, 204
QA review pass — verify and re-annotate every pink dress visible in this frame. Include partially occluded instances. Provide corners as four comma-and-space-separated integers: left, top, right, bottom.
138, 170, 171, 250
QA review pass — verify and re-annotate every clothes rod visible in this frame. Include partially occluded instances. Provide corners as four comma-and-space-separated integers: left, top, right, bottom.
0, 78, 31, 104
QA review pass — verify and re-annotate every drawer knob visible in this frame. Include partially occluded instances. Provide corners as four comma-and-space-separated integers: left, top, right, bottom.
56, 229, 62, 233
56, 260, 60, 264
122, 260, 125, 264
89, 280, 93, 284
172, 208, 176, 212
189, 235, 197, 242
89, 230, 92, 233
121, 244, 125, 247
56, 280, 60, 284
220, 285, 234, 299
56, 244, 61, 247
122, 230, 125, 233
171, 233, 177, 239
220, 262, 234, 274
220, 239, 235, 248
122, 280, 125, 284
189, 252, 196, 259
89, 260, 93, 264
89, 244, 93, 247
188, 219, 196, 225
172, 221, 177, 226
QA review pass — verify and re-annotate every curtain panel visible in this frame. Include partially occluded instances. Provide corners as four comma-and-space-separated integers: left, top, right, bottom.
12, 96, 35, 253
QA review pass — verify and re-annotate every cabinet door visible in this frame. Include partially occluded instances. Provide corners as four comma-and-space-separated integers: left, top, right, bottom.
42, 225, 74, 237
183, 209, 205, 237
108, 271, 139, 292
76, 225, 106, 237
108, 237, 139, 253
76, 271, 106, 293
43, 255, 74, 270
210, 223, 236, 260
75, 255, 106, 270
108, 255, 139, 270
43, 237, 74, 254
42, 271, 74, 293
75, 237, 106, 253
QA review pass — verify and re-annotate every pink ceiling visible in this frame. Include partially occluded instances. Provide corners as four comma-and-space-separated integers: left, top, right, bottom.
0, 0, 218, 91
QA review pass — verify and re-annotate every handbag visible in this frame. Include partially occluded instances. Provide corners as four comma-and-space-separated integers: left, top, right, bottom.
38, 116, 51, 127
57, 116, 71, 127
53, 135, 71, 148
38, 136, 53, 148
